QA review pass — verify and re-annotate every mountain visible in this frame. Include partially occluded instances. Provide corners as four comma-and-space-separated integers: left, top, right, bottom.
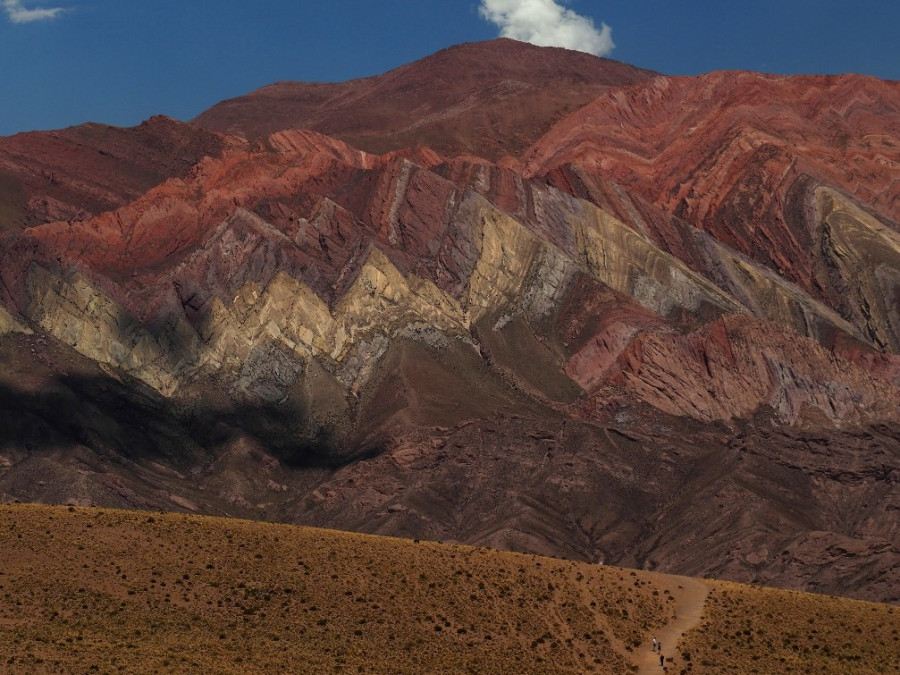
0, 39, 898, 605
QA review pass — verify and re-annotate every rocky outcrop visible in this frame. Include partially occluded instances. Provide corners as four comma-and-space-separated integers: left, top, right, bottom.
3, 119, 896, 425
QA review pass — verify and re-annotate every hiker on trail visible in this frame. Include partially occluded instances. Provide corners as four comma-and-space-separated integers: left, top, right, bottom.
660, 653, 665, 667
652, 637, 657, 650
658, 641, 661, 652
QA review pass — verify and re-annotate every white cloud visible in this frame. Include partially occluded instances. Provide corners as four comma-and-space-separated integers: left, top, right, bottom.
3, 0, 64, 23
479, 0, 614, 56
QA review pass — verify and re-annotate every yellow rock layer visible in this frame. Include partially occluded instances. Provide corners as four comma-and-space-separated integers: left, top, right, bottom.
15, 193, 755, 398
817, 188, 900, 352
0, 305, 31, 336
25, 265, 187, 395
704, 236, 862, 343
199, 247, 471, 391
464, 204, 575, 326
573, 201, 745, 317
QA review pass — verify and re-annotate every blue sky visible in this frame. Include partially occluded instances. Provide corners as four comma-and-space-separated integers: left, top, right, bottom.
2, 0, 898, 136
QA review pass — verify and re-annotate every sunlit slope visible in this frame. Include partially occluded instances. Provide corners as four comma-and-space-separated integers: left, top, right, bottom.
681, 581, 899, 674
1, 505, 897, 673
0, 504, 672, 673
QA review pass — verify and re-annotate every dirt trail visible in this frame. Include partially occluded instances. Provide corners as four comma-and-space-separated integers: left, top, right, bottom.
633, 573, 710, 674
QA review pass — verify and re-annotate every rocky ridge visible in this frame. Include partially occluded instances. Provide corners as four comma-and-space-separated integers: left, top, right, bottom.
0, 116, 228, 231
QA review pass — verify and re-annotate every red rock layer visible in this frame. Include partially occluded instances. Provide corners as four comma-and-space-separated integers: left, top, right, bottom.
523, 71, 900, 298
5, 130, 376, 283
0, 116, 229, 230
582, 314, 900, 425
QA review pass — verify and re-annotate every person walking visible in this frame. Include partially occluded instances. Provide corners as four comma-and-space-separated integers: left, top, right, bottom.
660, 653, 665, 667
652, 637, 657, 651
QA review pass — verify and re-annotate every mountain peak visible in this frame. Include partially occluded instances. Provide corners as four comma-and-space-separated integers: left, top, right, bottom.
192, 39, 657, 158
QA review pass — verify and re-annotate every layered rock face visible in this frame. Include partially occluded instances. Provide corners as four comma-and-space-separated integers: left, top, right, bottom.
0, 116, 229, 231
0, 40, 898, 603
523, 71, 900, 350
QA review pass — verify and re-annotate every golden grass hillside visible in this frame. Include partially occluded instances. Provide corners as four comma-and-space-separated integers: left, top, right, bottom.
0, 504, 674, 673
678, 581, 899, 674
1, 504, 897, 674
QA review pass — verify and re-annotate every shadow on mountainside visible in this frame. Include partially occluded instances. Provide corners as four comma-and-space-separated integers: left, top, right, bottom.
0, 331, 898, 604
0, 372, 355, 471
